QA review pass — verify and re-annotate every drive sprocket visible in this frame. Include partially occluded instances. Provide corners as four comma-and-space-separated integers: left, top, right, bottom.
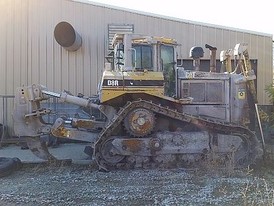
124, 108, 155, 137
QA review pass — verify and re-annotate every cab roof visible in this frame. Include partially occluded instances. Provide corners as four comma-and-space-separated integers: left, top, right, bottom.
112, 33, 178, 46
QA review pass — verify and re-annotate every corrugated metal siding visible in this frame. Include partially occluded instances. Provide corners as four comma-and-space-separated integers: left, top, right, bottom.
0, 0, 273, 132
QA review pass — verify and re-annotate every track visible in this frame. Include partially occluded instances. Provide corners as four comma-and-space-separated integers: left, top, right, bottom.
94, 99, 262, 171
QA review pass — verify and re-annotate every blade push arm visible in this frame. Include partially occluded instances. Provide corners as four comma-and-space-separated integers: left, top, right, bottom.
13, 84, 103, 143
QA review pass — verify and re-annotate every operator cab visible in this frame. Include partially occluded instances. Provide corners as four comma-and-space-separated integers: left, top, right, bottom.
105, 33, 178, 97
111, 33, 177, 72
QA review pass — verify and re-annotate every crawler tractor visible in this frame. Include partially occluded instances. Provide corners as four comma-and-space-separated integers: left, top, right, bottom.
13, 33, 262, 171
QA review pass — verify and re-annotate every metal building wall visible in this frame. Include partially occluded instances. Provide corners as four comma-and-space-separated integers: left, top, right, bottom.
0, 0, 273, 132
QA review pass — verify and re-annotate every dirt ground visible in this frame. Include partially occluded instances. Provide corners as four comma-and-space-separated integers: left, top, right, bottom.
0, 163, 274, 206
1, 143, 274, 206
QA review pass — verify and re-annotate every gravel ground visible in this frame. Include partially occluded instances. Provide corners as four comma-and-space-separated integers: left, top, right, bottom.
1, 163, 274, 206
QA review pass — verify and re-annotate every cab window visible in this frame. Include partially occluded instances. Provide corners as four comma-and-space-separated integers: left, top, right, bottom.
132, 45, 153, 70
161, 45, 174, 72
161, 45, 175, 96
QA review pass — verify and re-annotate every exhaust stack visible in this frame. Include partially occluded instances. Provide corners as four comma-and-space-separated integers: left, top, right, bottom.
205, 44, 217, 72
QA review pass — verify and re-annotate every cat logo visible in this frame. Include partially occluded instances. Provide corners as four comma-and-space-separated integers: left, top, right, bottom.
185, 71, 195, 79
107, 80, 119, 86
238, 90, 246, 99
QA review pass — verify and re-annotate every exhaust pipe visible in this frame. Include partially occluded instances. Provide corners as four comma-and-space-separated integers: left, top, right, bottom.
205, 44, 217, 72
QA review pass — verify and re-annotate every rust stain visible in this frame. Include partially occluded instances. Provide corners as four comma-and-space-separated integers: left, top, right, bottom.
122, 139, 143, 153
75, 120, 94, 128
142, 121, 151, 131
52, 127, 70, 138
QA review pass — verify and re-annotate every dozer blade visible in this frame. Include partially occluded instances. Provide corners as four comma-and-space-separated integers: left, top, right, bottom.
26, 137, 57, 161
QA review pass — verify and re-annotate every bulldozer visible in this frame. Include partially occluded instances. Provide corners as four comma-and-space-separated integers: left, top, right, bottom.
12, 33, 262, 171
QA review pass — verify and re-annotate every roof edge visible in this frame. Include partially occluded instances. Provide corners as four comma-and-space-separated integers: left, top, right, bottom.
71, 0, 272, 38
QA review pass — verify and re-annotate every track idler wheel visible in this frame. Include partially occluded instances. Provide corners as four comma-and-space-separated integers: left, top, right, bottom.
100, 138, 125, 166
124, 108, 155, 137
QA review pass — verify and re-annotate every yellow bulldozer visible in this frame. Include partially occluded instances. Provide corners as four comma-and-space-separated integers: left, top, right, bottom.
12, 33, 262, 171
